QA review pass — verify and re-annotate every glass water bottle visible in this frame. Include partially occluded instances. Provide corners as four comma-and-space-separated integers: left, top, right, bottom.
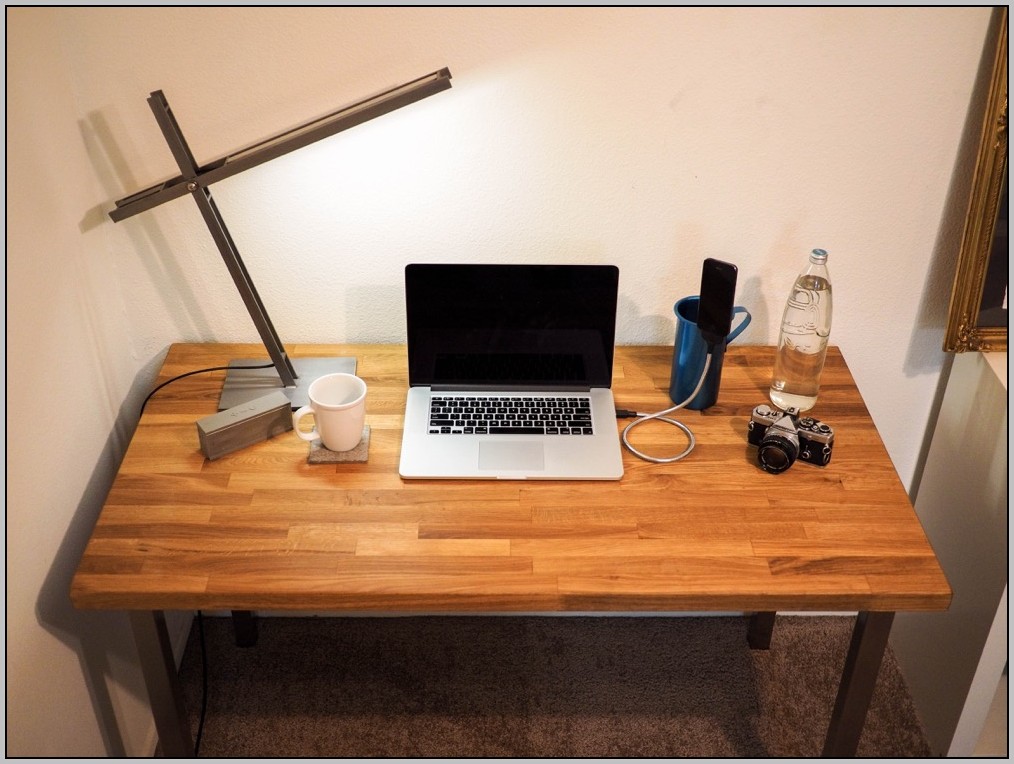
769, 249, 833, 413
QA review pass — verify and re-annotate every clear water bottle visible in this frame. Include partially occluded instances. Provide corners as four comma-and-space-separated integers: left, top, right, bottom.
769, 248, 832, 413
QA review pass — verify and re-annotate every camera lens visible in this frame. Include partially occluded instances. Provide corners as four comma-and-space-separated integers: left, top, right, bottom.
758, 433, 798, 474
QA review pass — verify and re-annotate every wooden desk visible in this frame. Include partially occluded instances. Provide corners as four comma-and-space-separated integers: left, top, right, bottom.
70, 343, 950, 756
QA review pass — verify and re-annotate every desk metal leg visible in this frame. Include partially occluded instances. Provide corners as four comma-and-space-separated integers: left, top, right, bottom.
129, 610, 194, 757
822, 610, 895, 757
231, 610, 258, 647
747, 611, 776, 649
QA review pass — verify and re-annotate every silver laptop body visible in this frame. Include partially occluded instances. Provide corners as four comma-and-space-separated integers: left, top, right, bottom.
398, 264, 624, 481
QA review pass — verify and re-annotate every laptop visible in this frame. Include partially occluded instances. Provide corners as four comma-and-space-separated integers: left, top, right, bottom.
398, 263, 624, 480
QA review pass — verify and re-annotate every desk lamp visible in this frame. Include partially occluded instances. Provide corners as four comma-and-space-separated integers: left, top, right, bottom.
110, 68, 453, 409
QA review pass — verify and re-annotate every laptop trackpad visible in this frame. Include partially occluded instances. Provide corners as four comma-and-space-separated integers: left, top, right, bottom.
478, 441, 545, 472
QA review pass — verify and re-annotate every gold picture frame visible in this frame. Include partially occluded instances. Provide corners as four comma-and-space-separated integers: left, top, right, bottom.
944, 8, 1008, 353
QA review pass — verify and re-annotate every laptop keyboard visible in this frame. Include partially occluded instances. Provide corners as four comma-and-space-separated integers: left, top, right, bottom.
428, 395, 593, 435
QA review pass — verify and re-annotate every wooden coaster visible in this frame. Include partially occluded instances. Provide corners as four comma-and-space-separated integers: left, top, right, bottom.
307, 426, 371, 463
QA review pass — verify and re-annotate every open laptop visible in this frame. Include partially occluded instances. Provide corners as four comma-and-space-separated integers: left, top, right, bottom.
399, 263, 624, 480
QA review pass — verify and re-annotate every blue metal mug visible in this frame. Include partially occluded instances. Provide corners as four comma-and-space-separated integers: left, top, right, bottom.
669, 295, 752, 410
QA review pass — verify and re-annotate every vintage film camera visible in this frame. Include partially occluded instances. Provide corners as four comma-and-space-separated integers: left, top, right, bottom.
747, 404, 834, 474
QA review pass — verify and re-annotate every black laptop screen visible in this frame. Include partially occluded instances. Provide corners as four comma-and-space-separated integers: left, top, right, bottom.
406, 264, 619, 389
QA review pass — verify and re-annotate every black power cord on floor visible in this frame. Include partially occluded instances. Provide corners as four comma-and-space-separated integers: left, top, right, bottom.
195, 610, 208, 757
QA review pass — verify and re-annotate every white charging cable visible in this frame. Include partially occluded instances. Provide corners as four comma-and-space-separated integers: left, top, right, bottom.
619, 353, 713, 464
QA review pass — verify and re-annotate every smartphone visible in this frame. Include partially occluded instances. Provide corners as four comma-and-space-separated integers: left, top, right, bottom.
697, 258, 738, 347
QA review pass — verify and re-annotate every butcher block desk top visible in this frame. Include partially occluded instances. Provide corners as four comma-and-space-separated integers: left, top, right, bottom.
70, 343, 951, 614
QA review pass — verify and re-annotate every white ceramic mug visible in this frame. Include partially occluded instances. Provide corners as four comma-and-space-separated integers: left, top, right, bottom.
292, 373, 367, 452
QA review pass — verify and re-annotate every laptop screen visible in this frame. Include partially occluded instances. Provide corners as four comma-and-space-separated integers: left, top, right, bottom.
406, 264, 619, 389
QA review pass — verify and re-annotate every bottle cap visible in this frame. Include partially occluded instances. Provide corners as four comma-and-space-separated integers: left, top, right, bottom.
810, 248, 828, 263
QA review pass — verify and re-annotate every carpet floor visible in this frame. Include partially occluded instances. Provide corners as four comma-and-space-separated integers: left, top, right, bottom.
178, 615, 931, 757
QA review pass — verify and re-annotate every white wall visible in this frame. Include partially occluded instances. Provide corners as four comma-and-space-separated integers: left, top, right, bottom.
5, 7, 993, 756
891, 351, 1008, 756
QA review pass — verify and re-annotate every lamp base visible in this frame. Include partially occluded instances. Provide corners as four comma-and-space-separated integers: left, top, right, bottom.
218, 356, 357, 410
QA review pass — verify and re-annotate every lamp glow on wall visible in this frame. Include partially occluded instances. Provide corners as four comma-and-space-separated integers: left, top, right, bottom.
110, 68, 453, 409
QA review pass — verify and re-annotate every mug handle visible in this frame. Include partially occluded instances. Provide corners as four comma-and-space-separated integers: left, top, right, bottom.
292, 405, 318, 442
726, 307, 752, 343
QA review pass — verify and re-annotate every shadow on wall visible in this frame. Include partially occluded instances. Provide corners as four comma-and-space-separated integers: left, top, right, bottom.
346, 283, 407, 344
906, 6, 1005, 381
906, 8, 1004, 501
617, 273, 770, 348
616, 293, 673, 345
79, 109, 215, 341
34, 355, 166, 756
735, 274, 769, 345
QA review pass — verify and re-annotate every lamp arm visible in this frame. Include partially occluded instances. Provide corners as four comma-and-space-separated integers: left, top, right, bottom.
107, 69, 453, 408
190, 185, 298, 386
142, 88, 298, 387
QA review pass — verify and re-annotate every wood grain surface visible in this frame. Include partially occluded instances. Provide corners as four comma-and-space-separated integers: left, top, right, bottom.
70, 344, 951, 613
